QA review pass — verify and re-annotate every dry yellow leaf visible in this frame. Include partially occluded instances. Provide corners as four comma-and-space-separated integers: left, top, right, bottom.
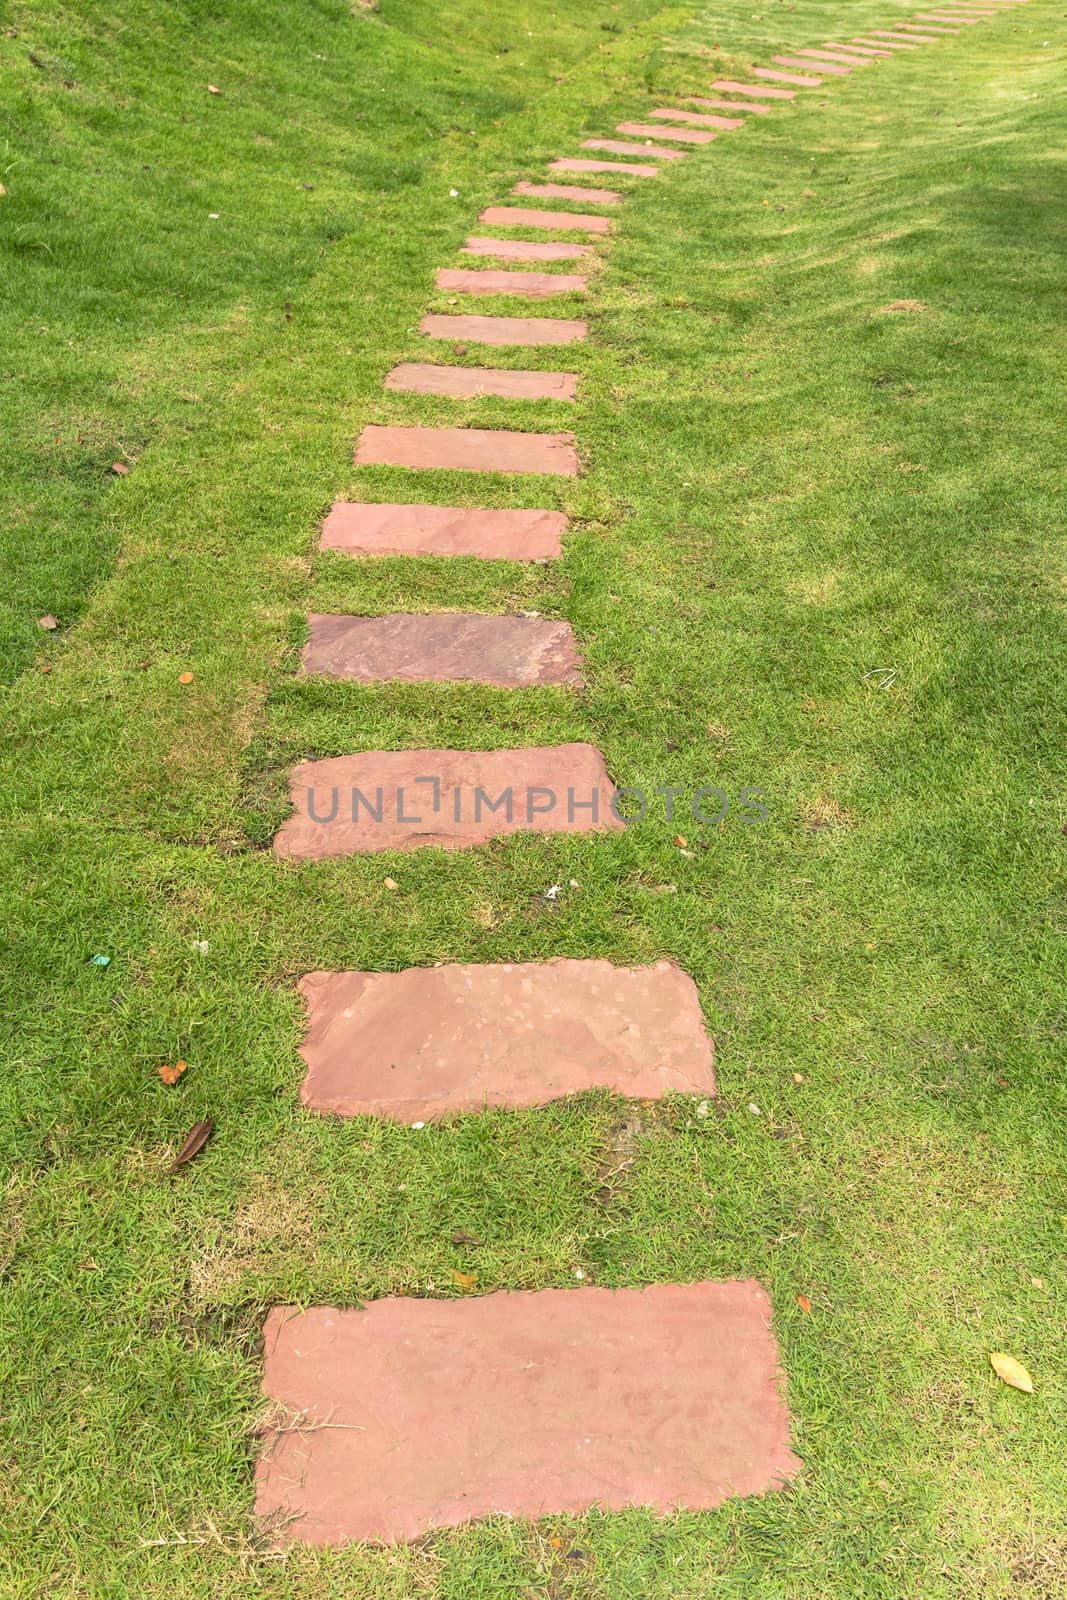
178, 671, 194, 685
451, 1269, 478, 1291
989, 1351, 1034, 1393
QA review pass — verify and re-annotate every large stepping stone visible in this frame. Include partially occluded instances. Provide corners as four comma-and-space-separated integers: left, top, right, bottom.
615, 121, 716, 145
582, 137, 685, 159
823, 40, 895, 55
650, 107, 744, 130
792, 48, 872, 64
297, 958, 716, 1120
384, 364, 577, 401
754, 67, 822, 85
685, 95, 772, 113
301, 613, 584, 688
774, 55, 848, 74
319, 503, 567, 562
512, 180, 621, 205
462, 237, 593, 261
272, 744, 623, 858
851, 35, 918, 47
479, 205, 610, 234
434, 267, 588, 298
255, 1280, 798, 1544
354, 425, 578, 476
419, 313, 586, 346
711, 78, 796, 98
550, 156, 660, 177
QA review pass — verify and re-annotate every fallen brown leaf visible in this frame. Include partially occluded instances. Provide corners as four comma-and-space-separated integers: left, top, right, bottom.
110, 461, 129, 476
989, 1351, 1034, 1393
177, 671, 194, 685
450, 1229, 482, 1247
158, 1059, 188, 1085
37, 614, 58, 631
172, 1118, 214, 1171
207, 83, 221, 94
451, 1269, 478, 1291
797, 1294, 812, 1314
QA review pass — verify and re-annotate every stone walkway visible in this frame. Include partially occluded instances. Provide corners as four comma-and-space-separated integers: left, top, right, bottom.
256, 0, 1029, 1547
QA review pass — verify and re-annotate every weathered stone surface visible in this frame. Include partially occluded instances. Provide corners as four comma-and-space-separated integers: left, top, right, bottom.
904, 19, 963, 27
479, 205, 611, 234
512, 181, 621, 205
297, 958, 716, 1120
549, 156, 660, 177
435, 267, 587, 298
301, 613, 584, 688
319, 503, 567, 562
792, 48, 873, 64
851, 34, 918, 47
822, 40, 894, 55
256, 1281, 799, 1544
711, 78, 797, 98
581, 137, 685, 159
384, 364, 577, 401
916, 11, 979, 19
685, 95, 772, 113
462, 237, 593, 261
272, 745, 623, 858
754, 67, 822, 85
615, 121, 716, 144
869, 29, 935, 40
650, 107, 744, 129
774, 55, 848, 74
354, 425, 578, 476
420, 314, 586, 346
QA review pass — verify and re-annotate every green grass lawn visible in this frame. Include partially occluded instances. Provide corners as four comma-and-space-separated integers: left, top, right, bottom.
2, 0, 1065, 1593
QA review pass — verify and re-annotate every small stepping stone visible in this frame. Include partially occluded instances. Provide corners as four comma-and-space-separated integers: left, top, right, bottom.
512, 181, 621, 205
774, 55, 850, 74
711, 78, 796, 98
792, 48, 873, 64
754, 67, 822, 85
649, 107, 744, 130
272, 744, 623, 859
462, 237, 593, 261
301, 613, 584, 689
297, 958, 716, 1120
615, 121, 716, 145
916, 10, 978, 17
823, 41, 895, 55
685, 95, 772, 113
852, 35, 919, 47
419, 314, 586, 346
256, 1281, 798, 1544
897, 22, 961, 30
319, 503, 567, 562
581, 137, 685, 159
870, 28, 938, 39
355, 424, 578, 476
479, 205, 610, 234
384, 365, 577, 401
550, 156, 660, 177
434, 267, 588, 298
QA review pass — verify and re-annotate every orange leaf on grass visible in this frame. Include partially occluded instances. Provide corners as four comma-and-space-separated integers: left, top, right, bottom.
797, 1294, 812, 1314
158, 1059, 188, 1085
451, 1270, 478, 1291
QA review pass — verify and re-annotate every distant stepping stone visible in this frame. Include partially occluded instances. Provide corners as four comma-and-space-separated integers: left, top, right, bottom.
792, 48, 872, 64
419, 314, 586, 346
754, 67, 822, 85
916, 10, 978, 18
479, 205, 610, 234
582, 137, 685, 159
319, 503, 567, 562
851, 34, 918, 47
823, 40, 895, 55
774, 55, 850, 74
650, 107, 744, 130
550, 156, 660, 177
301, 613, 584, 688
512, 181, 621, 205
462, 236, 592, 261
870, 29, 937, 40
615, 121, 716, 145
272, 744, 623, 858
712, 78, 795, 98
355, 424, 578, 476
685, 95, 772, 113
435, 267, 588, 298
384, 364, 577, 401
256, 1281, 799, 1544
297, 958, 716, 1119
902, 20, 962, 29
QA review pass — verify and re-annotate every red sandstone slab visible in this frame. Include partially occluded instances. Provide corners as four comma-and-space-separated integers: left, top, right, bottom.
479, 206, 610, 234
823, 41, 895, 55
712, 79, 796, 98
256, 1280, 798, 1544
435, 268, 588, 298
419, 314, 586, 347
793, 48, 873, 64
319, 503, 567, 562
354, 425, 578, 476
384, 364, 577, 402
686, 95, 772, 113
852, 34, 918, 47
301, 613, 584, 688
615, 121, 715, 144
650, 107, 744, 130
297, 958, 716, 1120
870, 29, 936, 39
462, 237, 593, 261
550, 156, 660, 177
774, 55, 849, 74
272, 744, 623, 858
897, 21, 961, 30
916, 10, 979, 18
754, 67, 822, 85
582, 137, 685, 159
513, 181, 621, 205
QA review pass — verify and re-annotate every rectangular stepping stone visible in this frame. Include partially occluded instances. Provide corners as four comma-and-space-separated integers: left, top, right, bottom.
479, 205, 610, 234
754, 67, 822, 85
355, 425, 578, 476
897, 21, 961, 30
823, 41, 895, 55
581, 137, 685, 159
297, 958, 716, 1120
712, 78, 796, 98
255, 1280, 798, 1544
649, 107, 744, 130
615, 121, 716, 145
301, 613, 584, 688
419, 314, 586, 347
512, 181, 621, 205
384, 364, 577, 402
686, 95, 772, 113
773, 55, 850, 74
916, 10, 978, 17
319, 503, 567, 562
792, 48, 872, 64
434, 267, 588, 298
852, 35, 919, 47
550, 156, 660, 177
272, 744, 623, 858
870, 29, 936, 39
462, 237, 593, 261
